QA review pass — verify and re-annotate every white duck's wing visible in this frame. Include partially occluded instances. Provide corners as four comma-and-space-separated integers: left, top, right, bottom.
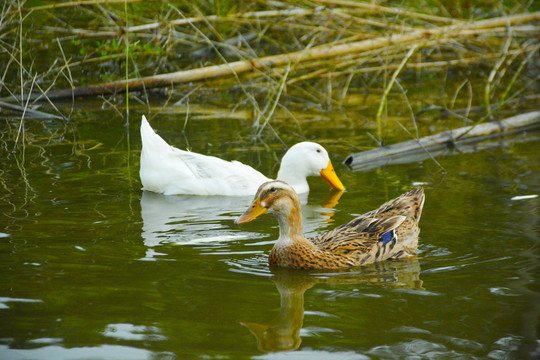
168, 148, 270, 196
140, 115, 269, 196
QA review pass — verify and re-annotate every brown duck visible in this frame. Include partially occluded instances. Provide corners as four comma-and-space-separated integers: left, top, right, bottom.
235, 181, 425, 270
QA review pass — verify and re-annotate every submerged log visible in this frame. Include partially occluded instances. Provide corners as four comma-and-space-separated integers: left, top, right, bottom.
0, 101, 63, 119
344, 111, 540, 171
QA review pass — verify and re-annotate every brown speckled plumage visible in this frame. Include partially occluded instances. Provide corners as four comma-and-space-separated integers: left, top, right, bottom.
236, 181, 425, 270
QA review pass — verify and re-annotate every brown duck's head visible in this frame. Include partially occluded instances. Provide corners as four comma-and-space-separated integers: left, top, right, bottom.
235, 181, 300, 225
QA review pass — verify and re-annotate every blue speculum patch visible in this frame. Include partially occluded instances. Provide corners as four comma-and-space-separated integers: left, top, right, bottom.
381, 230, 394, 245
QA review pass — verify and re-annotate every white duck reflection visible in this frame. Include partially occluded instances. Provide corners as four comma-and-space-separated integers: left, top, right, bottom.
140, 190, 343, 260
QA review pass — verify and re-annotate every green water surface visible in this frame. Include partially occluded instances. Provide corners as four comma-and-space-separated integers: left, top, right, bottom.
1, 102, 539, 359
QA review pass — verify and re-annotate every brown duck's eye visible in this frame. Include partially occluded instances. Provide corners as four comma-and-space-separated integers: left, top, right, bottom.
270, 187, 276, 192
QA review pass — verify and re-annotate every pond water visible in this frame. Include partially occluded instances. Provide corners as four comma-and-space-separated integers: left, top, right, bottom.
1, 99, 539, 359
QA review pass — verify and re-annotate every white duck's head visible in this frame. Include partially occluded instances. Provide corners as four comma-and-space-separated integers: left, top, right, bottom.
276, 142, 345, 193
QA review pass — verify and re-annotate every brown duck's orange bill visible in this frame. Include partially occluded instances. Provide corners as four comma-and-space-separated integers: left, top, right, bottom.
235, 197, 268, 225
320, 160, 345, 191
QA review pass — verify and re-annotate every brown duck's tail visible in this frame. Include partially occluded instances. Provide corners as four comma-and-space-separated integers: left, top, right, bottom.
367, 188, 425, 223
406, 188, 425, 224
398, 188, 425, 253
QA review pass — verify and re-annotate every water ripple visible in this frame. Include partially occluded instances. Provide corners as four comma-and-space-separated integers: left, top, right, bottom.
301, 326, 341, 337
255, 349, 369, 360
367, 339, 476, 359
391, 288, 441, 296
423, 256, 513, 274
489, 287, 520, 296
103, 323, 166, 341
0, 344, 168, 360
227, 254, 272, 277
0, 297, 43, 310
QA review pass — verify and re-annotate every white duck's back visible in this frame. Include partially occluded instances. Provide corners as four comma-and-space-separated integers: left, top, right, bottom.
140, 115, 269, 196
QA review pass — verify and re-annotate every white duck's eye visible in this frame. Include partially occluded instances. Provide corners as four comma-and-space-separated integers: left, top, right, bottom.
316, 149, 321, 153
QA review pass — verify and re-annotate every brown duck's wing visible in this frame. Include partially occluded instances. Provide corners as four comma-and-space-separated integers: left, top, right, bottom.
310, 215, 406, 255
363, 188, 425, 240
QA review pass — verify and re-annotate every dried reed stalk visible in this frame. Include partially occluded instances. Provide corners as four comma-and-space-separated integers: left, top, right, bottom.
21, 0, 148, 12
14, 11, 540, 101
313, 0, 459, 24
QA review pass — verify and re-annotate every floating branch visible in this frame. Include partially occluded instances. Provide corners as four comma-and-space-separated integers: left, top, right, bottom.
344, 111, 540, 171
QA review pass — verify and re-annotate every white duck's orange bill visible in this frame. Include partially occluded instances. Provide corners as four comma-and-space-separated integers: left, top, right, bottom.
235, 197, 268, 225
320, 160, 345, 191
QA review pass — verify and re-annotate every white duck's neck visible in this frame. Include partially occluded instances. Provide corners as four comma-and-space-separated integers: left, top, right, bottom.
276, 172, 309, 194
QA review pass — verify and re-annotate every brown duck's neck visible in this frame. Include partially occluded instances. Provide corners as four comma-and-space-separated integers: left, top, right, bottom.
276, 205, 304, 246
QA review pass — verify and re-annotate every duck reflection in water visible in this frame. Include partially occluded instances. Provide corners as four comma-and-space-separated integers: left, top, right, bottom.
240, 259, 423, 352
139, 189, 343, 259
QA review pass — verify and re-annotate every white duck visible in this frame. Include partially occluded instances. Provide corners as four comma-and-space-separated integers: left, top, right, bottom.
139, 115, 345, 196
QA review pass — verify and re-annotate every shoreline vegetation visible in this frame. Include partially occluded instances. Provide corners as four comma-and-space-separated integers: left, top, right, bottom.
1, 0, 539, 158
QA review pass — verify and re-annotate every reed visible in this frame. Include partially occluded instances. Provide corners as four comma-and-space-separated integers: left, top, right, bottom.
0, 0, 538, 143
